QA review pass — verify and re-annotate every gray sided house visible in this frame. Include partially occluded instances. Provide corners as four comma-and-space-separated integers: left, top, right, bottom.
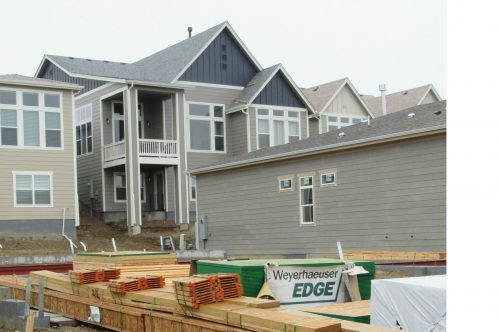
191, 101, 446, 258
303, 78, 374, 136
34, 21, 315, 233
0, 74, 81, 238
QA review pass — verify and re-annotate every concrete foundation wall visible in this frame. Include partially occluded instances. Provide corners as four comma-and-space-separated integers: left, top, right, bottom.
0, 219, 76, 239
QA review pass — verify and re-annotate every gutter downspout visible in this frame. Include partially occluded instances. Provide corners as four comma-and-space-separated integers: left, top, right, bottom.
61, 208, 77, 254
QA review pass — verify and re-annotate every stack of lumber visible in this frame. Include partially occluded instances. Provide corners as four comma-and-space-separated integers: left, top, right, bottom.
173, 275, 223, 308
109, 276, 165, 294
303, 300, 371, 324
69, 269, 103, 284
343, 250, 446, 261
73, 251, 190, 281
69, 268, 121, 284
0, 271, 400, 332
217, 273, 244, 298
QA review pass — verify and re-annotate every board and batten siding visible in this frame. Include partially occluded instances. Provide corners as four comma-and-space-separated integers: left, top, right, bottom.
39, 61, 107, 96
197, 135, 446, 258
75, 83, 126, 211
0, 86, 76, 220
179, 28, 258, 86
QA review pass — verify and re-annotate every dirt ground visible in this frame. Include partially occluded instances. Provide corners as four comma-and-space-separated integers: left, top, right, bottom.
0, 210, 195, 257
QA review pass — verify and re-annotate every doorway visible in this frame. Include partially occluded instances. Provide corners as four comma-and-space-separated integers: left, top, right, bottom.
153, 171, 165, 211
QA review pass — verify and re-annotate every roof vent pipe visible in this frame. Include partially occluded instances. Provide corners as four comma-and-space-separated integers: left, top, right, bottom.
379, 83, 387, 116
188, 27, 193, 38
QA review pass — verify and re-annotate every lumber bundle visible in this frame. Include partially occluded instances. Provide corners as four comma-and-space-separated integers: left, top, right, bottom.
109, 276, 165, 294
69, 268, 121, 284
217, 273, 244, 298
343, 250, 446, 261
73, 251, 190, 281
173, 275, 223, 308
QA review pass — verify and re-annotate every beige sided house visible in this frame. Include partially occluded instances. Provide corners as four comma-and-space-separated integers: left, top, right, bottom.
0, 74, 81, 238
362, 84, 441, 117
192, 101, 446, 257
303, 78, 374, 135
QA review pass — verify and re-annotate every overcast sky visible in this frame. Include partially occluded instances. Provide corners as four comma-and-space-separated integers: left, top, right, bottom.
1, 0, 445, 97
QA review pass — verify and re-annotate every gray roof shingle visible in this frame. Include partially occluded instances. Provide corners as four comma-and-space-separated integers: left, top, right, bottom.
362, 84, 440, 117
42, 22, 228, 84
191, 100, 446, 174
302, 78, 347, 112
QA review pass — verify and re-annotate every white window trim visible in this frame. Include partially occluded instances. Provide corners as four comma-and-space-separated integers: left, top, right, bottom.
320, 168, 337, 187
12, 171, 54, 208
0, 88, 64, 150
278, 175, 294, 192
189, 175, 197, 201
76, 103, 93, 157
186, 102, 226, 153
113, 172, 146, 203
256, 107, 302, 150
323, 114, 367, 133
299, 174, 315, 225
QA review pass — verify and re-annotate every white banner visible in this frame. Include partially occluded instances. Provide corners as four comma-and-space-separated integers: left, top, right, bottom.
265, 265, 346, 307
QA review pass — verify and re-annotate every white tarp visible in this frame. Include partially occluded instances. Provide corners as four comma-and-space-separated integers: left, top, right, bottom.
371, 275, 446, 331
265, 265, 346, 308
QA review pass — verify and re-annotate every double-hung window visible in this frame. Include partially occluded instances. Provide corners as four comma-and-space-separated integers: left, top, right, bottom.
257, 108, 300, 149
114, 172, 146, 202
327, 115, 367, 131
190, 176, 197, 201
14, 172, 52, 207
188, 103, 225, 152
299, 175, 314, 224
76, 104, 92, 156
0, 89, 62, 148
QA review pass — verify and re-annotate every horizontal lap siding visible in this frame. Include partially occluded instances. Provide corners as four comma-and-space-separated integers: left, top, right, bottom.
0, 88, 76, 220
75, 83, 126, 212
197, 135, 446, 257
227, 111, 247, 155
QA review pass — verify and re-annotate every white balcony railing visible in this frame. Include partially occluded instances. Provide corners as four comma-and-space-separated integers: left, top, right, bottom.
139, 139, 177, 158
103, 139, 178, 163
103, 141, 126, 162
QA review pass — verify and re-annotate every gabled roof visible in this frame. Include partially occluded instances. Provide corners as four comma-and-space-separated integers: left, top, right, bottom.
303, 78, 374, 117
35, 21, 262, 86
191, 100, 446, 174
227, 64, 316, 114
363, 84, 442, 117
0, 74, 81, 90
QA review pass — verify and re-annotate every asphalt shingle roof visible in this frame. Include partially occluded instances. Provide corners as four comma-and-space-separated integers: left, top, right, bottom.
302, 78, 347, 112
362, 84, 438, 117
228, 64, 280, 110
191, 100, 446, 174
42, 22, 227, 84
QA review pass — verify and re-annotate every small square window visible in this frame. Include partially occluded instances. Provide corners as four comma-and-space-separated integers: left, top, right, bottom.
44, 94, 60, 108
279, 178, 293, 191
214, 106, 224, 117
273, 110, 284, 117
257, 109, 269, 116
23, 92, 38, 106
288, 111, 298, 118
0, 90, 16, 105
320, 169, 337, 187
340, 117, 350, 123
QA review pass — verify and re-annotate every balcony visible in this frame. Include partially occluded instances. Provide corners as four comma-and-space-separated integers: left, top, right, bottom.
103, 139, 179, 167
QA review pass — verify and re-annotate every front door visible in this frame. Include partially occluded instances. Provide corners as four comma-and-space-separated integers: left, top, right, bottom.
153, 171, 164, 211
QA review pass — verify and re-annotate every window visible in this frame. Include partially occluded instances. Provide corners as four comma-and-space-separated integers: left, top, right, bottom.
320, 168, 337, 187
188, 103, 225, 152
278, 175, 293, 192
13, 172, 52, 207
112, 101, 125, 142
75, 104, 92, 156
257, 108, 301, 149
0, 109, 18, 146
114, 172, 146, 202
0, 89, 62, 148
327, 115, 367, 131
190, 176, 197, 201
299, 175, 314, 224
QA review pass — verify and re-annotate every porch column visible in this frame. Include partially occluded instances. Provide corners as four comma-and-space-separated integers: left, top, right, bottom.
124, 87, 142, 235
174, 91, 189, 226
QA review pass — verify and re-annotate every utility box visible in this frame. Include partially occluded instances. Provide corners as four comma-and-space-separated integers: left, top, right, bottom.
199, 216, 208, 240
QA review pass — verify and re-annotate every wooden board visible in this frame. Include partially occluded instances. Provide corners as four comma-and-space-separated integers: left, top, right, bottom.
343, 250, 446, 261
305, 301, 371, 318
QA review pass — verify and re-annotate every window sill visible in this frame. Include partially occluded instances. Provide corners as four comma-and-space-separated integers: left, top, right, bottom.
300, 222, 316, 227
188, 150, 227, 154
